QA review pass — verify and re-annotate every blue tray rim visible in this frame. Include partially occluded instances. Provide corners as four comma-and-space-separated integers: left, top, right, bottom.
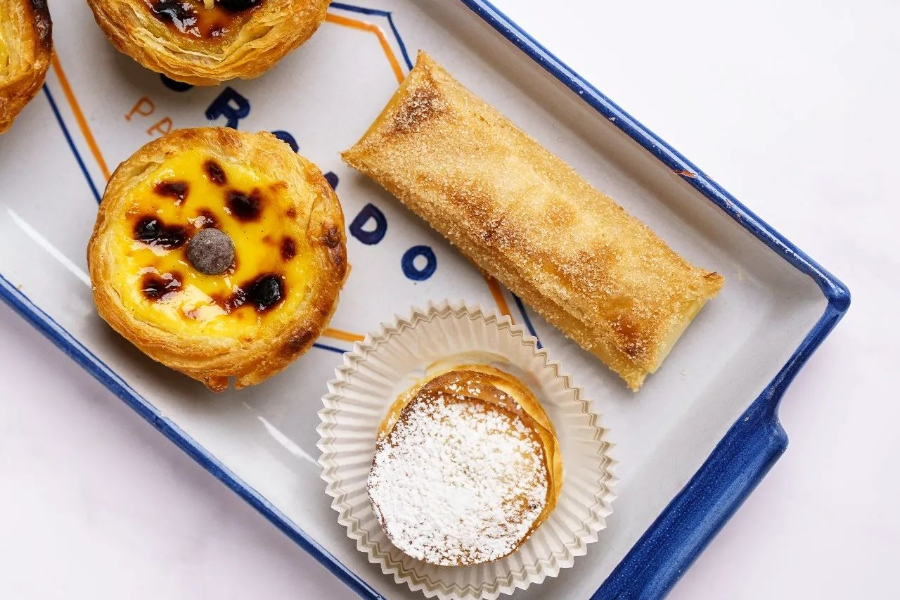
0, 1, 850, 599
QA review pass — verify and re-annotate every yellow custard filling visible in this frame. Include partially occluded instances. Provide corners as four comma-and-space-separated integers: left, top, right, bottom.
110, 148, 314, 339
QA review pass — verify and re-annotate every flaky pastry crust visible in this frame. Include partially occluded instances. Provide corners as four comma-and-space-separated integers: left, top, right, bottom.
85, 0, 331, 85
0, 0, 52, 133
343, 52, 724, 391
88, 127, 347, 391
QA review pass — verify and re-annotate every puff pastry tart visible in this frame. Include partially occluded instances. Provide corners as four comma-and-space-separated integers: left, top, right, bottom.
88, 128, 347, 391
0, 0, 52, 133
368, 365, 562, 566
344, 52, 724, 391
85, 0, 331, 85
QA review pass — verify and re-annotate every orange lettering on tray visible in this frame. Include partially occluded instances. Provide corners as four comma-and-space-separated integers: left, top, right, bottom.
126, 97, 155, 121
147, 117, 174, 137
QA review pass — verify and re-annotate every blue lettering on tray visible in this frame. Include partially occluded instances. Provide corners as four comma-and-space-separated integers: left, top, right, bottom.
324, 172, 339, 190
349, 203, 387, 245
271, 130, 299, 152
160, 75, 194, 92
205, 87, 250, 128
402, 245, 437, 281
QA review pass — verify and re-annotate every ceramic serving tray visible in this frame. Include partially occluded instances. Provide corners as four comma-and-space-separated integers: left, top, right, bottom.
0, 1, 849, 599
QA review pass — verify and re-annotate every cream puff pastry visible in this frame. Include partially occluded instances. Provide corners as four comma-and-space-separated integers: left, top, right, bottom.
88, 127, 347, 391
368, 365, 562, 566
85, 0, 331, 85
343, 52, 724, 391
0, 0, 52, 134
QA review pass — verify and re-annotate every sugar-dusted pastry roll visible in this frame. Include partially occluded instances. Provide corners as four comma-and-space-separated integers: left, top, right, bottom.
342, 52, 723, 391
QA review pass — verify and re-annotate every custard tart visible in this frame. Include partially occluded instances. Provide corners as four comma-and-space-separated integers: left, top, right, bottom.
88, 127, 347, 391
85, 0, 331, 85
368, 365, 562, 566
0, 0, 52, 134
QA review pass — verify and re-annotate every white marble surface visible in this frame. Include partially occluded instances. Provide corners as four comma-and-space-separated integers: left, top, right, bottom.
1, 0, 897, 598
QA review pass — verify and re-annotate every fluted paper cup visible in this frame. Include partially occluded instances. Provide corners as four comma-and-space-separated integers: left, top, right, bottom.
317, 301, 616, 599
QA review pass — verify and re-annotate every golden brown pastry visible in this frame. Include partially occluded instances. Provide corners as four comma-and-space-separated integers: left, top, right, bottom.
343, 52, 724, 391
0, 0, 52, 134
368, 365, 562, 566
88, 127, 347, 391
85, 0, 331, 85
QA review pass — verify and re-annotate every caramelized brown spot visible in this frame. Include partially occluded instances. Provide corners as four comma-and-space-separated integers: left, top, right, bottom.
146, 0, 261, 38
610, 314, 647, 362
204, 160, 227, 185
318, 226, 346, 271
322, 226, 342, 248
281, 237, 296, 261
284, 329, 314, 355
244, 274, 285, 312
390, 82, 446, 134
443, 184, 504, 242
141, 272, 183, 301
29, 0, 52, 49
134, 217, 187, 249
328, 240, 347, 272
218, 0, 262, 11
208, 23, 226, 38
222, 274, 285, 313
226, 189, 263, 221
148, 1, 198, 34
154, 180, 189, 203
286, 207, 297, 219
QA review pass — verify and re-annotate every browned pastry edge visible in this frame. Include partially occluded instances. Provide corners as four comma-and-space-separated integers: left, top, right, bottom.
87, 127, 347, 391
85, 0, 331, 85
0, 0, 52, 133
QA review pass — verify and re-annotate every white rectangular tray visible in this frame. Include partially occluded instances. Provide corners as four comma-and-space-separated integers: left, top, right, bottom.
0, 1, 848, 599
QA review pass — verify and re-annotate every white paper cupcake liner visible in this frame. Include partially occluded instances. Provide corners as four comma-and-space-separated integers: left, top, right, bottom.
317, 301, 616, 599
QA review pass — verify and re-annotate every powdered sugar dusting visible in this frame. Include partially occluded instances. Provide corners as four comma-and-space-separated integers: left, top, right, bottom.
368, 390, 549, 566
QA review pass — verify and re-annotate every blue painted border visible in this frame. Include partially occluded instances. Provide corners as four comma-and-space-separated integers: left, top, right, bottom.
330, 2, 414, 70
313, 341, 349, 355
0, 2, 850, 600
42, 85, 102, 203
512, 293, 542, 349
